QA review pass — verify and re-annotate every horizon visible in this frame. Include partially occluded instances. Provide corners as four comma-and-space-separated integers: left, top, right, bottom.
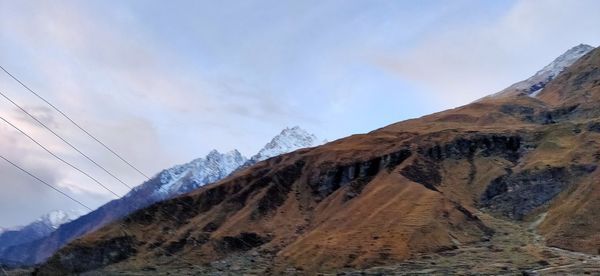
1, 0, 600, 226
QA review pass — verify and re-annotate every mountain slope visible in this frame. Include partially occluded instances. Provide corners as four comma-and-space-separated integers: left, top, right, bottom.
0, 127, 320, 266
39, 45, 600, 274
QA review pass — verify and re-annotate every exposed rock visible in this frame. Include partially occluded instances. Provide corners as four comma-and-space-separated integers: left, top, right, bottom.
40, 236, 137, 274
310, 149, 411, 199
587, 121, 600, 132
481, 165, 597, 219
216, 233, 271, 253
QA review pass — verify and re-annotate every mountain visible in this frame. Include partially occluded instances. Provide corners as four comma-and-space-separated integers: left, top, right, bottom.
248, 126, 321, 164
487, 44, 594, 99
37, 44, 600, 275
0, 127, 320, 266
0, 211, 76, 254
139, 149, 247, 200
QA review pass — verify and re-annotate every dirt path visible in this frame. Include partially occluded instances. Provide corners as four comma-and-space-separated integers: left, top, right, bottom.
527, 212, 600, 275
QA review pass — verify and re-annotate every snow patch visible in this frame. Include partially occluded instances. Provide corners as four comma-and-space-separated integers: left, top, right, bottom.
529, 87, 544, 98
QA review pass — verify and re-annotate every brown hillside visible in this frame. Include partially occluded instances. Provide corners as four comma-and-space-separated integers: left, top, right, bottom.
37, 46, 600, 274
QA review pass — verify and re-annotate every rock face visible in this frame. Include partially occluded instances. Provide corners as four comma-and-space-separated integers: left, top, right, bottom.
38, 44, 600, 274
481, 165, 597, 219
0, 128, 320, 266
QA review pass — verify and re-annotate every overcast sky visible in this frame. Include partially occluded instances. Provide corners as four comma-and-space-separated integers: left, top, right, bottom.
1, 0, 599, 226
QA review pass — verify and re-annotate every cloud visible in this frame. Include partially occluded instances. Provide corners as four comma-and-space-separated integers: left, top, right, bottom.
0, 0, 308, 226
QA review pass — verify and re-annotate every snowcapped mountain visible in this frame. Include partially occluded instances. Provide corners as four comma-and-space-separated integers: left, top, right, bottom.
37, 210, 77, 230
485, 44, 594, 99
153, 150, 247, 198
248, 126, 322, 164
151, 127, 321, 198
0, 126, 321, 265
0, 210, 77, 253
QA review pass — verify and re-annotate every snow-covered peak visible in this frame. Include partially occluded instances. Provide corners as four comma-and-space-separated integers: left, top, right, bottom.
484, 44, 594, 100
516, 44, 593, 93
0, 210, 77, 233
38, 210, 76, 229
155, 149, 247, 197
34, 210, 80, 230
535, 44, 594, 79
250, 126, 321, 163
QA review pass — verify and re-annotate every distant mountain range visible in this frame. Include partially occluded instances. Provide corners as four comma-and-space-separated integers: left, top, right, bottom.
0, 211, 78, 257
0, 126, 322, 265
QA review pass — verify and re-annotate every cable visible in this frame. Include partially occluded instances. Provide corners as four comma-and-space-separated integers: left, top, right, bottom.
0, 154, 92, 211
0, 63, 256, 268
0, 89, 132, 190
0, 64, 151, 179
0, 116, 122, 198
0, 156, 190, 269
0, 264, 8, 276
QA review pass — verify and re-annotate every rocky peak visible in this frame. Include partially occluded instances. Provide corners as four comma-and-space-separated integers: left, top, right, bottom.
156, 149, 248, 197
250, 126, 321, 163
205, 149, 245, 164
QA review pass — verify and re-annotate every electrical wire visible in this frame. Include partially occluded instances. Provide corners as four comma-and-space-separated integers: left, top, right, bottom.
0, 64, 150, 179
0, 116, 122, 198
0, 89, 132, 190
0, 154, 92, 211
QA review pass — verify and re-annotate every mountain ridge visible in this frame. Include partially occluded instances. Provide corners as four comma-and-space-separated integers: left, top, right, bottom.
0, 126, 321, 266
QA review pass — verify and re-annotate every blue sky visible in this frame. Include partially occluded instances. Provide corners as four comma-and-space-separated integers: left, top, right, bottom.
1, 0, 599, 226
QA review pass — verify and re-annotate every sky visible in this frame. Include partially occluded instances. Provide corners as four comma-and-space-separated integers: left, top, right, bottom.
0, 0, 599, 226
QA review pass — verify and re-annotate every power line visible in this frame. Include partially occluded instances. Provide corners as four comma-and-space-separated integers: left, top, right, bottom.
1, 107, 255, 264
0, 264, 8, 276
0, 66, 213, 262
0, 64, 151, 179
0, 89, 132, 190
0, 154, 92, 211
0, 263, 8, 276
0, 153, 199, 270
0, 116, 122, 198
